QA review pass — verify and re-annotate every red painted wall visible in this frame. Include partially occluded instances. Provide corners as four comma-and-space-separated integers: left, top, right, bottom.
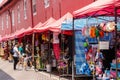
11, 0, 32, 31
0, 0, 94, 37
0, 11, 11, 37
61, 0, 94, 15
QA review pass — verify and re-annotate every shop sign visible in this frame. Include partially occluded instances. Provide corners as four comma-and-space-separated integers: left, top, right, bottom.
99, 41, 109, 50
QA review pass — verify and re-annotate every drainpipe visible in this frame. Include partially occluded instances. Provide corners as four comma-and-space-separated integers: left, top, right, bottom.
59, 0, 61, 18
8, 9, 13, 52
8, 9, 12, 34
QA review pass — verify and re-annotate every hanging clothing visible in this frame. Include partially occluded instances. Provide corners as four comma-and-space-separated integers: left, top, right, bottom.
53, 32, 59, 43
53, 43, 60, 60
95, 52, 104, 61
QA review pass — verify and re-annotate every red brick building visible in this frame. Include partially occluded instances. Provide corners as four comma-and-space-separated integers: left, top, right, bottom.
0, 0, 94, 37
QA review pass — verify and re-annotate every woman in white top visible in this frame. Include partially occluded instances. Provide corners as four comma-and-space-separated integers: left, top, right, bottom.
13, 42, 20, 70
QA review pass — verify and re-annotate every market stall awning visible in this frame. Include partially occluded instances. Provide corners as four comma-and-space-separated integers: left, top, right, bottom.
33, 17, 56, 32
73, 0, 120, 18
8, 30, 19, 40
47, 12, 73, 32
8, 28, 26, 40
15, 28, 26, 38
23, 27, 33, 35
17, 22, 43, 36
2, 34, 9, 41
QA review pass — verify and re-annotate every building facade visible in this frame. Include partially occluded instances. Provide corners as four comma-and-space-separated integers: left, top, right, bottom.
0, 0, 94, 37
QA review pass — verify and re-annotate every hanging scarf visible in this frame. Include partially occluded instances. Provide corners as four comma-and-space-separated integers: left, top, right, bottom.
89, 26, 96, 38
95, 28, 99, 37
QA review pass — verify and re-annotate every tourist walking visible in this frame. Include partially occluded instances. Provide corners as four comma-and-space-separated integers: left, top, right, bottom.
13, 42, 20, 70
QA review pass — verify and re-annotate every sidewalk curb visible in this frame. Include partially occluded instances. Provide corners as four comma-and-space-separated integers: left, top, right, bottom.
39, 71, 69, 80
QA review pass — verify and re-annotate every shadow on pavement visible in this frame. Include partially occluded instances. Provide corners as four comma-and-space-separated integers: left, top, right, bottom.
0, 69, 15, 80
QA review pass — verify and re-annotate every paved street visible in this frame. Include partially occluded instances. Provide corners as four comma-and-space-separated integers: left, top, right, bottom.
0, 58, 69, 80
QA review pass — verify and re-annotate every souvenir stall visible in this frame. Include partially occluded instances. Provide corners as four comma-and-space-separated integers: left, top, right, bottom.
34, 31, 60, 73
32, 18, 55, 72
34, 32, 52, 71
55, 31, 72, 76
8, 40, 13, 62
0, 42, 4, 58
45, 13, 73, 77
0, 42, 7, 60
73, 0, 120, 79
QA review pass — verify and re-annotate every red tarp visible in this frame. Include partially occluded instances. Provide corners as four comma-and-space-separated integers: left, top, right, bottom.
11, 17, 55, 39
73, 0, 120, 18
2, 34, 10, 41
47, 12, 73, 32
1, 18, 55, 40
23, 27, 33, 36
33, 17, 56, 32
15, 28, 26, 38
8, 28, 26, 40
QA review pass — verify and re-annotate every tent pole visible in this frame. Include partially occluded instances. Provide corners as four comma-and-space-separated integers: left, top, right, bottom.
72, 17, 75, 80
32, 33, 35, 69
48, 31, 51, 77
114, 7, 118, 79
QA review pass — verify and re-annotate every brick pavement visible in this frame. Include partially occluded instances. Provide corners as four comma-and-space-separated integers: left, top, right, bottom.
0, 58, 70, 80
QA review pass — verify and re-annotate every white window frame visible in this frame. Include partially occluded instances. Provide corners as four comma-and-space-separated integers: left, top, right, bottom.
32, 0, 37, 15
24, 0, 27, 19
12, 10, 15, 26
6, 14, 8, 28
17, 5, 20, 23
2, 17, 3, 30
44, 0, 50, 8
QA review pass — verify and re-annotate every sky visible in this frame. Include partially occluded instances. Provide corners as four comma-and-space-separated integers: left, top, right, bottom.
0, 0, 3, 3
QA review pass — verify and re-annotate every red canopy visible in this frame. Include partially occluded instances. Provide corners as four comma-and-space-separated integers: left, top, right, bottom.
2, 34, 9, 41
33, 17, 56, 33
8, 28, 26, 40
73, 0, 120, 18
15, 28, 26, 38
8, 30, 19, 40
23, 27, 33, 36
16, 22, 43, 37
47, 12, 73, 32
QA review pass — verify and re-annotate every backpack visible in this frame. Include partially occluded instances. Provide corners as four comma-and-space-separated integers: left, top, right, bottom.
10, 48, 14, 55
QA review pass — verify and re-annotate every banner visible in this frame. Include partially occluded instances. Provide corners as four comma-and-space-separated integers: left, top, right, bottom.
99, 41, 109, 50
75, 31, 86, 74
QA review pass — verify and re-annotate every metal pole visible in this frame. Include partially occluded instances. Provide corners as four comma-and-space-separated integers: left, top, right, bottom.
72, 17, 75, 80
32, 33, 35, 69
114, 7, 118, 79
48, 31, 51, 77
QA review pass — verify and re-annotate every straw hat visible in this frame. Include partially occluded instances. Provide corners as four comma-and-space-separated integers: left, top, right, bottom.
105, 22, 115, 32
